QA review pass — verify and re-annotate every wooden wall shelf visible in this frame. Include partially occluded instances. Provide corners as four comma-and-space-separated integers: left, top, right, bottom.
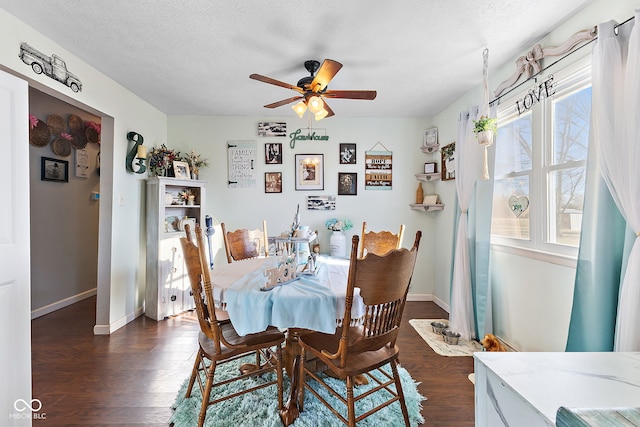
415, 173, 441, 182
409, 203, 445, 212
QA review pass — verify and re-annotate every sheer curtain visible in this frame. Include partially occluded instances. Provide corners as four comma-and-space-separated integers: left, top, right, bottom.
591, 13, 640, 351
449, 106, 483, 341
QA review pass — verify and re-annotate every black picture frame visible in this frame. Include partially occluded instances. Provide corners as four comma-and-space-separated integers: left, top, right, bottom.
265, 143, 283, 164
339, 143, 356, 164
264, 172, 282, 193
41, 157, 69, 182
338, 172, 357, 195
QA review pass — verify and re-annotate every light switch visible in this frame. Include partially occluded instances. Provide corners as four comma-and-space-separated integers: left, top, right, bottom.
90, 191, 100, 201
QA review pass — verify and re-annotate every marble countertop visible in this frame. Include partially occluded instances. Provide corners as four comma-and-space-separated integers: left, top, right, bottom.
474, 352, 640, 423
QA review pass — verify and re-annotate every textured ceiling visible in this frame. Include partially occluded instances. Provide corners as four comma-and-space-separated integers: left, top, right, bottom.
1, 0, 591, 118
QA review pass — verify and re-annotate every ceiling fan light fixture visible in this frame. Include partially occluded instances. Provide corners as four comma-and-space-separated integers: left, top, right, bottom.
292, 100, 307, 118
314, 108, 329, 121
307, 95, 324, 114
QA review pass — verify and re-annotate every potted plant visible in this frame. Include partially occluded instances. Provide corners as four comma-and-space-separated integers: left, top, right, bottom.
184, 150, 209, 180
473, 116, 497, 146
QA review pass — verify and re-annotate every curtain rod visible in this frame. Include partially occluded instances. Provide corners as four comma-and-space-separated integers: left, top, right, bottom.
489, 15, 635, 106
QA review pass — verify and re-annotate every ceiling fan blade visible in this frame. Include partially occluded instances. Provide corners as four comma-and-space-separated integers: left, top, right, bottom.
323, 90, 377, 100
310, 59, 343, 93
250, 74, 303, 93
264, 96, 303, 108
323, 101, 335, 118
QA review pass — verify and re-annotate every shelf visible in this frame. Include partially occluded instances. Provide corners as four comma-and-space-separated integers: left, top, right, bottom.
415, 173, 441, 182
421, 144, 440, 154
409, 203, 445, 212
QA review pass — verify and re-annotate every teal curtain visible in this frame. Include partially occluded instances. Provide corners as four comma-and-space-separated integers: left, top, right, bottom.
565, 126, 629, 351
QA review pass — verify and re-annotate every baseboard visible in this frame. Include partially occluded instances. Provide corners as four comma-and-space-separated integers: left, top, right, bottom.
432, 295, 450, 313
93, 305, 145, 335
31, 288, 97, 319
407, 293, 433, 302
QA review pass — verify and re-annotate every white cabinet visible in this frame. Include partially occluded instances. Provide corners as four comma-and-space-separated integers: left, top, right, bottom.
145, 177, 206, 320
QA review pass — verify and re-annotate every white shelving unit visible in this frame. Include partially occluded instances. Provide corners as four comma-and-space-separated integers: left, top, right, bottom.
145, 177, 206, 320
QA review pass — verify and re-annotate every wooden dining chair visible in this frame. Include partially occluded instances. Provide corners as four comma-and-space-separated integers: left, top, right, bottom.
179, 224, 285, 427
297, 231, 421, 427
221, 220, 269, 263
358, 221, 405, 258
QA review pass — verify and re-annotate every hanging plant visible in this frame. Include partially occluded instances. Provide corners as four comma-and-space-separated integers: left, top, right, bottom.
473, 116, 497, 134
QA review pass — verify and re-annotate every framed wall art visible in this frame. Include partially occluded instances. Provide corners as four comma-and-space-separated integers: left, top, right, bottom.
339, 143, 356, 164
441, 142, 456, 181
364, 144, 392, 190
424, 127, 438, 147
41, 156, 69, 182
424, 162, 437, 174
258, 122, 286, 137
307, 195, 336, 210
265, 143, 282, 164
295, 154, 324, 191
338, 172, 357, 195
227, 140, 257, 188
264, 172, 282, 193
172, 160, 191, 179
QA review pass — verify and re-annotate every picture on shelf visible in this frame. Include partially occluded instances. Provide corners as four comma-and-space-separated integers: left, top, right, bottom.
424, 127, 438, 146
424, 162, 437, 174
173, 161, 191, 179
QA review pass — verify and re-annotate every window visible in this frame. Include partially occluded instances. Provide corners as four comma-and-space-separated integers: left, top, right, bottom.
491, 59, 591, 260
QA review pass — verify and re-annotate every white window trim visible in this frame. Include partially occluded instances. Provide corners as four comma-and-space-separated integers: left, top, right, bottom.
490, 56, 591, 263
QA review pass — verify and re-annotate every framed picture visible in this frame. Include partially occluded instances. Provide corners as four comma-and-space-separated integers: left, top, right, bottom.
307, 195, 336, 210
265, 143, 282, 164
173, 161, 191, 179
41, 157, 69, 182
264, 172, 282, 193
295, 154, 324, 191
338, 172, 357, 195
339, 143, 356, 164
424, 162, 437, 174
258, 122, 286, 137
424, 127, 438, 146
441, 142, 456, 181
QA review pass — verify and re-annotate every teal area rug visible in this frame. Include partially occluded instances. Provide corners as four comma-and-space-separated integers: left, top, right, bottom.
170, 356, 425, 427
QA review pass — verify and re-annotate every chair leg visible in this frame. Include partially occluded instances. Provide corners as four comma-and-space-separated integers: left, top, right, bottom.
276, 345, 284, 409
198, 360, 216, 427
391, 361, 411, 427
185, 352, 202, 398
297, 347, 306, 412
346, 375, 356, 427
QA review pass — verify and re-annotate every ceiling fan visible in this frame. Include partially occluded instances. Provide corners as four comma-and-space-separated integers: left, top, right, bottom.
249, 59, 377, 120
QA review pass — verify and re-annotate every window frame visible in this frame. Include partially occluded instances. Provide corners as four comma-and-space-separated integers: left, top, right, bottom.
491, 57, 592, 265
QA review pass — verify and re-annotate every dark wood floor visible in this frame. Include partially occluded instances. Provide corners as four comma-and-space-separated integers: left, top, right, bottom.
32, 297, 475, 426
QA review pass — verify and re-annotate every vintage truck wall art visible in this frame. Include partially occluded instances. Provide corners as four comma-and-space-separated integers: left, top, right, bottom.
19, 42, 82, 93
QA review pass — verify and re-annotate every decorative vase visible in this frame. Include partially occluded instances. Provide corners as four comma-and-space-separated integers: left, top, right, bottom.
416, 181, 424, 204
191, 172, 198, 180
187, 195, 195, 206
330, 230, 347, 258
476, 130, 494, 146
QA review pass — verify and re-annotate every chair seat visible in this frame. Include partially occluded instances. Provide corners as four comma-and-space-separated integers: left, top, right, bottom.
299, 330, 399, 378
199, 324, 285, 361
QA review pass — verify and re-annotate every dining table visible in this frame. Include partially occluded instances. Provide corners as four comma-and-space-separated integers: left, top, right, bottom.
209, 253, 365, 425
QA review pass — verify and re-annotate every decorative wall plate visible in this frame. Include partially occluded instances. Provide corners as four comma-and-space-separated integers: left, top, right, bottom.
47, 114, 66, 136
68, 114, 83, 131
29, 119, 51, 147
70, 129, 88, 149
508, 195, 529, 217
86, 126, 99, 144
52, 138, 72, 157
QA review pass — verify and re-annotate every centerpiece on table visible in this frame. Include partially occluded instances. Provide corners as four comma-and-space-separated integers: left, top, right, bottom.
326, 218, 353, 258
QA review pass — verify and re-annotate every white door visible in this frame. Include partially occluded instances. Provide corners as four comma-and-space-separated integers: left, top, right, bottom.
0, 70, 33, 425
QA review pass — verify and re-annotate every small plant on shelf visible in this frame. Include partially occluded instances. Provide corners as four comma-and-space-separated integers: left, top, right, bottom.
184, 150, 209, 177
178, 189, 194, 203
148, 144, 180, 176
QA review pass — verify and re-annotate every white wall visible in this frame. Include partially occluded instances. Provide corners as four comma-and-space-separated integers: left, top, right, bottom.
430, 0, 638, 351
0, 8, 167, 333
167, 115, 438, 298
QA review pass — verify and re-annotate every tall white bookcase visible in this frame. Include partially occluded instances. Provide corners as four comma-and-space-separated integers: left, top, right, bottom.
145, 177, 206, 320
